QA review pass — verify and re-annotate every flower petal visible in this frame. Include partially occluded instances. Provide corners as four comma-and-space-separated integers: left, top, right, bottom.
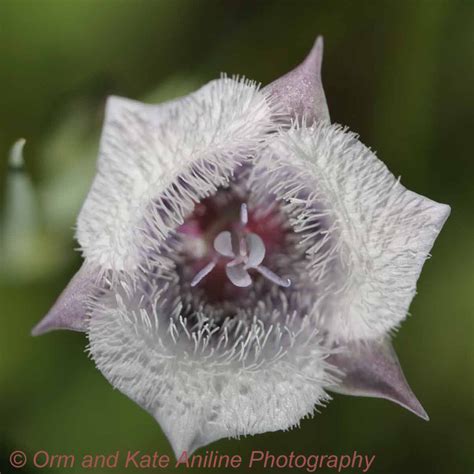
251, 123, 450, 341
32, 263, 97, 335
77, 78, 277, 272
328, 338, 429, 420
263, 36, 330, 125
87, 276, 336, 457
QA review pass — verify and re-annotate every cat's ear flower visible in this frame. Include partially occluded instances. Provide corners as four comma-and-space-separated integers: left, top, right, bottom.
33, 36, 449, 456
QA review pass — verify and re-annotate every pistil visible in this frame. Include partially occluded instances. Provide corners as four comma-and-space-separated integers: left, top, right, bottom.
191, 203, 290, 289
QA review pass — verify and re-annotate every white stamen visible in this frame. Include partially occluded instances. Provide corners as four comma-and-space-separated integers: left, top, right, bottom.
191, 260, 217, 287
240, 203, 248, 226
255, 265, 291, 288
192, 210, 291, 289
239, 233, 247, 257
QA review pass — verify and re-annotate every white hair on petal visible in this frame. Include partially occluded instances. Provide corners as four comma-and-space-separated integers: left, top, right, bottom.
77, 77, 280, 272
87, 269, 337, 457
251, 122, 450, 342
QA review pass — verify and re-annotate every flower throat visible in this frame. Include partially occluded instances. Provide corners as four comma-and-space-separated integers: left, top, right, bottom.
177, 190, 291, 304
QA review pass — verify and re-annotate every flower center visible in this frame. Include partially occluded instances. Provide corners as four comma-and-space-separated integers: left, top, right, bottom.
190, 203, 291, 289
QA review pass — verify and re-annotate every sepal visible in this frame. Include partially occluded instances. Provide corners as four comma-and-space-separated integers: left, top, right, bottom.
32, 263, 98, 335
263, 36, 330, 124
328, 338, 429, 420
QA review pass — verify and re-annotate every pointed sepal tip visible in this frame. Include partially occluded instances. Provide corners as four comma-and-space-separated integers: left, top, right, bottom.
31, 263, 96, 336
263, 35, 330, 124
328, 338, 429, 421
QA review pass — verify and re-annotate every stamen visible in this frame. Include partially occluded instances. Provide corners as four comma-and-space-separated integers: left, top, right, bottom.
190, 204, 291, 290
255, 265, 291, 288
239, 233, 247, 257
191, 260, 217, 287
240, 203, 248, 226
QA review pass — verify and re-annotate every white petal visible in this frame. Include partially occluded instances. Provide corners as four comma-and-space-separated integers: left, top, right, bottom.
77, 78, 276, 272
213, 231, 235, 257
251, 123, 450, 342
87, 278, 335, 457
245, 233, 266, 267
226, 263, 252, 287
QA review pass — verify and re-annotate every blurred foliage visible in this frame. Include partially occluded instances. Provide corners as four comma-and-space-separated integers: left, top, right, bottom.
0, 1, 473, 473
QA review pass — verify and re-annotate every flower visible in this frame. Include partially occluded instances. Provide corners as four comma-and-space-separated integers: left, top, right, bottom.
33, 37, 450, 456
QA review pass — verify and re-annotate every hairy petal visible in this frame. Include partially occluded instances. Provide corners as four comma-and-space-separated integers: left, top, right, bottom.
251, 123, 450, 341
328, 338, 428, 420
77, 78, 278, 272
32, 263, 97, 335
87, 276, 336, 456
263, 36, 330, 125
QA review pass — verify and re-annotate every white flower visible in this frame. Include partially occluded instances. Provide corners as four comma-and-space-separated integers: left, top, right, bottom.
33, 37, 450, 457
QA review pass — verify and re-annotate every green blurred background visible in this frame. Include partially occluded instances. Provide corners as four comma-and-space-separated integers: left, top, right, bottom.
1, 1, 473, 473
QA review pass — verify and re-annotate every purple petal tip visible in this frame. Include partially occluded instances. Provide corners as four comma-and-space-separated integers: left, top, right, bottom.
32, 263, 97, 336
263, 35, 330, 124
329, 338, 430, 421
